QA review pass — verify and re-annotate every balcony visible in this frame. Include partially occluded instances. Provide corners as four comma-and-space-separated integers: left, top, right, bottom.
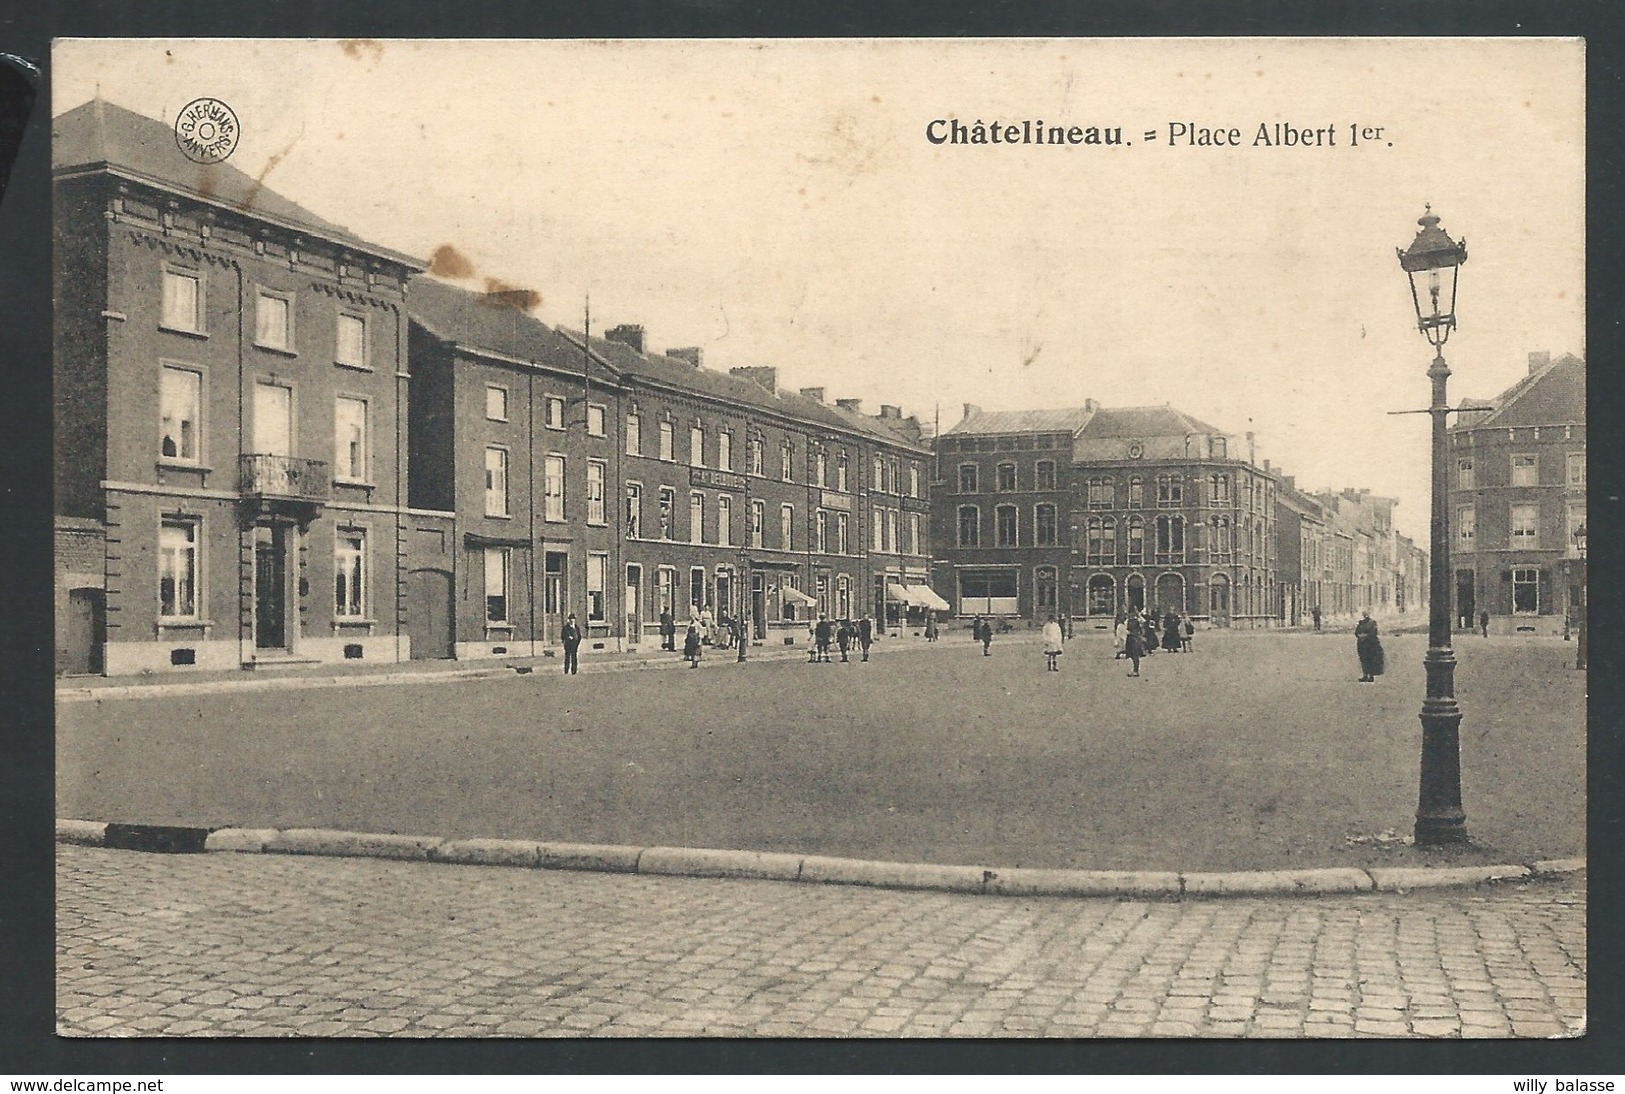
240, 454, 329, 522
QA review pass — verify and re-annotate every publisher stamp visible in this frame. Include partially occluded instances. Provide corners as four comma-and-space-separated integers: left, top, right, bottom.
173, 96, 239, 164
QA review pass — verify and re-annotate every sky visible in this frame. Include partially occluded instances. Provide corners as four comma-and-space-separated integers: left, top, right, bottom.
54, 37, 1584, 541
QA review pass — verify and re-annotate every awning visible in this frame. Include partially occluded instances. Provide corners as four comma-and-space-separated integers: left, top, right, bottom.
780, 587, 818, 607
885, 582, 911, 604
464, 532, 533, 549
905, 584, 950, 612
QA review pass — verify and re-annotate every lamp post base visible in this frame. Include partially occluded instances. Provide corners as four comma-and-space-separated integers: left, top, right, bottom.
1415, 649, 1469, 846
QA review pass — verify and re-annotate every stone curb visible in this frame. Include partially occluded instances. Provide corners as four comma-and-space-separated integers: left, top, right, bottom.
55, 819, 1587, 900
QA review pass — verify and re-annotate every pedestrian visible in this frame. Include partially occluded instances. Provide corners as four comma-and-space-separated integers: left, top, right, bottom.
683, 623, 702, 668
1355, 609, 1385, 682
924, 615, 938, 642
1311, 604, 1322, 632
1125, 610, 1146, 677
660, 607, 676, 651
1143, 611, 1159, 655
979, 617, 993, 656
1042, 613, 1064, 672
560, 612, 583, 675
698, 603, 716, 646
1480, 610, 1490, 638
1163, 609, 1181, 655
970, 615, 984, 647
858, 614, 874, 662
1181, 614, 1194, 653
837, 618, 853, 662
815, 614, 834, 663
718, 608, 733, 649
1112, 609, 1127, 659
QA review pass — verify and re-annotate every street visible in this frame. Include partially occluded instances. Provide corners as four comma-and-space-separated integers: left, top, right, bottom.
57, 844, 1585, 1038
59, 629, 1585, 872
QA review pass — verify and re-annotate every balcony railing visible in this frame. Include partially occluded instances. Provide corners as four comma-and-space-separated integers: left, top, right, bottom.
240, 454, 331, 501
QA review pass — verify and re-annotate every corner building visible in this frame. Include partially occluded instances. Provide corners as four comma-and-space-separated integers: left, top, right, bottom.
54, 100, 451, 675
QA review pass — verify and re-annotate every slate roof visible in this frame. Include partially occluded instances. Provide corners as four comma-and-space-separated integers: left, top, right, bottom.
1076, 405, 1229, 440
409, 278, 619, 384
53, 98, 417, 266
941, 407, 1095, 437
1468, 354, 1584, 429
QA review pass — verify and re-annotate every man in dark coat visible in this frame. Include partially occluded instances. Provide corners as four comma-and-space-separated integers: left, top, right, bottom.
1355, 610, 1385, 682
814, 615, 833, 663
660, 608, 676, 651
979, 618, 993, 656
858, 615, 874, 661
1125, 611, 1146, 676
560, 613, 583, 675
1163, 610, 1181, 654
1480, 610, 1490, 638
1311, 605, 1322, 632
836, 619, 853, 662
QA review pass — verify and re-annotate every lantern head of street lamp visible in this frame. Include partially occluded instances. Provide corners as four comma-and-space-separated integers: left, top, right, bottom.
1574, 523, 1586, 559
1397, 205, 1468, 347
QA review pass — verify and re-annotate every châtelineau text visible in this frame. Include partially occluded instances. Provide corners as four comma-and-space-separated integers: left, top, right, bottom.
925, 119, 1392, 148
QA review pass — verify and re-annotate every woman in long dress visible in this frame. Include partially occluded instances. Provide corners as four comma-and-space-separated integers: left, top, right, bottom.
1355, 610, 1385, 682
1041, 614, 1065, 672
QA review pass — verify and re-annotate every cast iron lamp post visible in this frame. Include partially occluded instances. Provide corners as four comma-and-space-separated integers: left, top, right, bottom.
1573, 523, 1587, 671
1397, 205, 1470, 846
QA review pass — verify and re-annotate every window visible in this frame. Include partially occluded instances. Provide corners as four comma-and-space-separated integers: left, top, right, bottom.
1155, 515, 1185, 561
1127, 516, 1145, 562
690, 424, 705, 467
873, 455, 885, 491
161, 269, 203, 333
1457, 505, 1475, 547
815, 510, 829, 553
586, 404, 606, 437
1035, 567, 1058, 612
335, 531, 365, 617
587, 553, 608, 622
690, 492, 706, 544
1036, 461, 1056, 491
1567, 453, 1585, 487
690, 568, 706, 614
1128, 476, 1144, 509
1512, 567, 1539, 614
1212, 436, 1228, 459
814, 450, 827, 487
1210, 474, 1231, 504
718, 495, 732, 547
255, 291, 291, 350
1035, 503, 1057, 546
1086, 518, 1105, 564
1088, 574, 1116, 616
543, 455, 565, 521
781, 443, 794, 481
718, 431, 732, 471
159, 520, 198, 618
484, 447, 509, 517
159, 366, 201, 461
586, 461, 606, 525
836, 512, 849, 554
1566, 501, 1586, 555
889, 459, 900, 495
1102, 517, 1117, 561
658, 488, 676, 539
545, 397, 565, 430
995, 505, 1018, 547
660, 421, 675, 461
626, 411, 641, 456
484, 548, 509, 623
908, 513, 921, 555
959, 464, 979, 493
1510, 503, 1538, 549
886, 510, 898, 555
1512, 453, 1538, 487
749, 436, 764, 476
1457, 457, 1474, 491
656, 567, 677, 616
872, 508, 884, 551
955, 507, 981, 549
836, 455, 848, 492
1087, 477, 1115, 510
997, 463, 1017, 492
1211, 516, 1232, 557
909, 464, 921, 498
780, 504, 794, 550
485, 385, 508, 422
336, 314, 366, 368
626, 483, 642, 539
334, 397, 367, 481
751, 500, 765, 548
1157, 475, 1183, 508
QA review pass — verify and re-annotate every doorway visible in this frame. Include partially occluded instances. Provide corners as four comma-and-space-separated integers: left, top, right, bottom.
254, 524, 291, 650
1209, 574, 1232, 627
1455, 569, 1476, 630
626, 564, 643, 645
63, 587, 105, 675
407, 568, 454, 659
543, 551, 568, 641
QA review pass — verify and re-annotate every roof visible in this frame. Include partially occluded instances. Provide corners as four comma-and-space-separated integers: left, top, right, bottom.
1467, 353, 1584, 429
1076, 405, 1228, 440
942, 407, 1094, 437
409, 278, 619, 384
53, 98, 418, 267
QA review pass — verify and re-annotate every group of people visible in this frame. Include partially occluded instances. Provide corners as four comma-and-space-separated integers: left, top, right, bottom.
1109, 607, 1194, 677
806, 614, 876, 663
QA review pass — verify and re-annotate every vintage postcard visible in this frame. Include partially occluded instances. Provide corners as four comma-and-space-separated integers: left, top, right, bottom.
52, 37, 1584, 1040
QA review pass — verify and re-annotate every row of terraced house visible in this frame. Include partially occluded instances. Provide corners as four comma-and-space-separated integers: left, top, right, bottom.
54, 99, 1436, 676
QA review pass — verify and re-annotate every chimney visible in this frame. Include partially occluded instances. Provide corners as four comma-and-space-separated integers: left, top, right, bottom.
879, 404, 901, 420
800, 387, 826, 404
836, 398, 863, 412
1283, 474, 1296, 491
1528, 350, 1551, 374
1263, 458, 1272, 473
667, 346, 703, 369
729, 366, 777, 393
606, 323, 645, 353
963, 403, 981, 421
1084, 398, 1099, 413
1246, 430, 1256, 465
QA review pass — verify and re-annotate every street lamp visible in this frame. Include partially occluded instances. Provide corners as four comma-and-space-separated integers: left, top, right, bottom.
1573, 523, 1587, 670
1397, 205, 1470, 846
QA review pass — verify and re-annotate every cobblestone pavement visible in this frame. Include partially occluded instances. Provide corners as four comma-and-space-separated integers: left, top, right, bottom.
57, 845, 1585, 1039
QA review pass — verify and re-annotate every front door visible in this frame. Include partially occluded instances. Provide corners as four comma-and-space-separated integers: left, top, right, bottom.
63, 587, 105, 675
543, 551, 567, 642
254, 524, 289, 650
752, 573, 766, 639
626, 564, 643, 645
407, 568, 454, 659
1209, 575, 1231, 627
1455, 569, 1476, 629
